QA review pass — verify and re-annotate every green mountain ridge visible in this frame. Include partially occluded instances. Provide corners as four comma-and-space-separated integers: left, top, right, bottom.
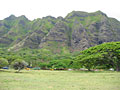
0, 11, 120, 53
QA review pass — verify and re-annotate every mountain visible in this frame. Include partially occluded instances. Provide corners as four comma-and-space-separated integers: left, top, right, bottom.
0, 11, 120, 53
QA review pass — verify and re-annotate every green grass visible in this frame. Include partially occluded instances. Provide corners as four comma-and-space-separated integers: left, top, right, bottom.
0, 70, 120, 90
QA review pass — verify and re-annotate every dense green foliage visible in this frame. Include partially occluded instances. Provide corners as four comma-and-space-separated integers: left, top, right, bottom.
76, 42, 120, 71
0, 42, 120, 71
0, 47, 76, 70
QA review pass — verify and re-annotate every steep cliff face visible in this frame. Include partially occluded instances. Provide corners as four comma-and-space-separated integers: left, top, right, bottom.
64, 11, 120, 52
71, 23, 89, 51
0, 15, 32, 47
39, 21, 70, 53
1, 11, 120, 53
38, 11, 120, 53
8, 16, 57, 50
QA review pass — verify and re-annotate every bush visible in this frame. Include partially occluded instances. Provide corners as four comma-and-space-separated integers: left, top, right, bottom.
11, 59, 28, 72
49, 60, 67, 70
54, 62, 67, 70
0, 58, 8, 68
39, 63, 48, 70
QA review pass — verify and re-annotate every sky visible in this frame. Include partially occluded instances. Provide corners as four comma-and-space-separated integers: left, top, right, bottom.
0, 0, 120, 21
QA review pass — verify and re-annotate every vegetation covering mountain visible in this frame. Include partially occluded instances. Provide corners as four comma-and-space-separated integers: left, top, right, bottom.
0, 11, 120, 53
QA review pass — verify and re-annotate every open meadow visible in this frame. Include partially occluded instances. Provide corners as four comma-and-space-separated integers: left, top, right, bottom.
0, 70, 120, 90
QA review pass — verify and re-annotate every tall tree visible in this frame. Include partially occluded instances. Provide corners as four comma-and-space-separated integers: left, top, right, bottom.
76, 42, 120, 71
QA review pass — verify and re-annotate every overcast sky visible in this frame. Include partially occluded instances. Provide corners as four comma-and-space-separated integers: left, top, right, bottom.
0, 0, 120, 21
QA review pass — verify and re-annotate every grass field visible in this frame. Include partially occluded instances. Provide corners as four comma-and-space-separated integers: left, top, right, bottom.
0, 70, 120, 90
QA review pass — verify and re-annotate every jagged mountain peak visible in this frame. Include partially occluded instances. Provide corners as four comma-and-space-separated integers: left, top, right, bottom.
65, 11, 89, 19
0, 11, 120, 53
42, 16, 56, 20
93, 10, 107, 16
5, 14, 16, 21
4, 14, 29, 22
65, 10, 107, 19
17, 15, 29, 21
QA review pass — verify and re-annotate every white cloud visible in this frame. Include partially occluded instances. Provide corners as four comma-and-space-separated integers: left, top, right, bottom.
0, 0, 120, 20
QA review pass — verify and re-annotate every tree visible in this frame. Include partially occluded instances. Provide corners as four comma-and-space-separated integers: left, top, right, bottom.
0, 58, 8, 68
76, 54, 103, 71
76, 42, 120, 71
12, 59, 28, 72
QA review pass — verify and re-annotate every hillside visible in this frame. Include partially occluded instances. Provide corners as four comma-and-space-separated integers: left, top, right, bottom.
0, 11, 120, 53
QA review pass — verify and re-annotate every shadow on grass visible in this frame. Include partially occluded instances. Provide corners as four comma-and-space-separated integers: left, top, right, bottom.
0, 69, 13, 73
70, 70, 95, 73
70, 70, 116, 73
0, 69, 31, 74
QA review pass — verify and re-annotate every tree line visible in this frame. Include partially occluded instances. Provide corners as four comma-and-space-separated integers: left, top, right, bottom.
0, 42, 120, 72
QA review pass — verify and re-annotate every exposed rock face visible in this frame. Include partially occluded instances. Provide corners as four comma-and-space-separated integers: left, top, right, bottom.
1, 11, 120, 53
71, 23, 89, 51
9, 30, 46, 50
38, 21, 71, 53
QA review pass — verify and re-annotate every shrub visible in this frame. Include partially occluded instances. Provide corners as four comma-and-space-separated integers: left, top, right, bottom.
39, 63, 48, 70
49, 60, 67, 70
11, 59, 28, 72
